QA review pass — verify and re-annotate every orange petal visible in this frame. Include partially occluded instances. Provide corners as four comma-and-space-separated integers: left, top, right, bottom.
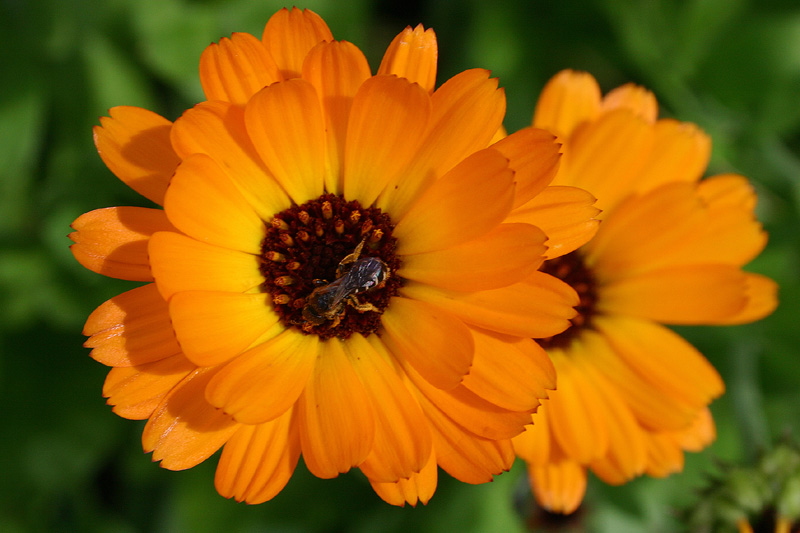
302, 40, 371, 194
397, 223, 546, 292
377, 69, 505, 219
199, 32, 282, 106
582, 182, 707, 278
415, 389, 514, 483
244, 79, 325, 204
631, 119, 710, 193
170, 100, 291, 220
545, 353, 610, 463
164, 154, 266, 254
557, 108, 655, 213
343, 75, 431, 207
70, 206, 174, 281
601, 83, 658, 123
642, 430, 685, 478
214, 408, 300, 504
94, 106, 179, 205
594, 316, 724, 407
512, 408, 552, 466
347, 335, 432, 483
206, 329, 317, 424
717, 273, 778, 325
578, 329, 705, 431
297, 338, 375, 479
148, 231, 262, 299
402, 359, 532, 441
392, 148, 514, 255
506, 185, 600, 259
598, 264, 749, 324
579, 363, 647, 483
261, 7, 333, 79
169, 291, 282, 367
369, 447, 438, 507
671, 407, 716, 452
378, 24, 438, 93
527, 460, 587, 514
462, 329, 555, 412
381, 296, 474, 390
533, 70, 601, 138
697, 173, 758, 211
103, 353, 196, 420
491, 127, 562, 209
84, 283, 181, 367
142, 367, 239, 470
401, 272, 578, 339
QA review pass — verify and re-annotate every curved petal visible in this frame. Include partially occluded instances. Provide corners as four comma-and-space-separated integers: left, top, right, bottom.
302, 40, 372, 194
261, 7, 333, 79
545, 353, 610, 463
672, 407, 716, 452
594, 316, 724, 407
378, 24, 438, 93
527, 460, 587, 514
206, 329, 318, 424
214, 408, 300, 504
401, 272, 578, 339
597, 264, 749, 324
142, 367, 239, 471
578, 329, 706, 431
402, 358, 532, 440
414, 388, 515, 483
347, 335, 432, 483
491, 127, 562, 208
632, 119, 711, 193
381, 296, 474, 390
600, 83, 658, 123
70, 206, 174, 281
533, 70, 601, 138
199, 32, 282, 106
377, 69, 506, 219
164, 154, 266, 254
512, 407, 552, 466
697, 173, 758, 211
244, 79, 326, 204
170, 100, 291, 220
642, 430, 685, 478
506, 185, 600, 259
393, 148, 514, 255
462, 329, 555, 412
94, 106, 179, 205
717, 272, 778, 325
103, 353, 196, 420
84, 283, 182, 367
369, 447, 438, 507
170, 291, 282, 367
297, 338, 375, 478
557, 108, 655, 213
344, 75, 431, 207
149, 231, 263, 299
397, 223, 546, 292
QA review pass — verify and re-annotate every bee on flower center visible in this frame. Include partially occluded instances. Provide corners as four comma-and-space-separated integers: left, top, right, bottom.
301, 239, 389, 330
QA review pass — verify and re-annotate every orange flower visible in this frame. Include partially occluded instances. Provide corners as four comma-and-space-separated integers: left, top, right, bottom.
512, 70, 779, 514
70, 10, 598, 506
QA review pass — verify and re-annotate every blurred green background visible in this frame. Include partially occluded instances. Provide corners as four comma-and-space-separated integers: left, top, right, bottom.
1, 0, 798, 531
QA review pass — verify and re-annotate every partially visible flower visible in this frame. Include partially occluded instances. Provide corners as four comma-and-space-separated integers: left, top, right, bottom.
684, 440, 800, 533
511, 70, 778, 513
70, 11, 598, 506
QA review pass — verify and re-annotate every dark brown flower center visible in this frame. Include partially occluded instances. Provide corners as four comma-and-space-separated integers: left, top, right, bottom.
537, 250, 597, 350
260, 193, 401, 340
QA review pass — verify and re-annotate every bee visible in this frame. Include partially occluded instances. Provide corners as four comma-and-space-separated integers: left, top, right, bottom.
301, 240, 389, 328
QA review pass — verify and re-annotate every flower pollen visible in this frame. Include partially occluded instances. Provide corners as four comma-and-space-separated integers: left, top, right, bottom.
538, 251, 597, 350
260, 193, 401, 340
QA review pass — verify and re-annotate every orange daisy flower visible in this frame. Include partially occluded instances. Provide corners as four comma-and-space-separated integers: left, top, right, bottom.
511, 70, 779, 514
69, 10, 598, 506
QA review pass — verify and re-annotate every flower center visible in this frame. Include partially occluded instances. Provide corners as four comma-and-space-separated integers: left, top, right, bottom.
537, 250, 597, 350
260, 193, 401, 340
